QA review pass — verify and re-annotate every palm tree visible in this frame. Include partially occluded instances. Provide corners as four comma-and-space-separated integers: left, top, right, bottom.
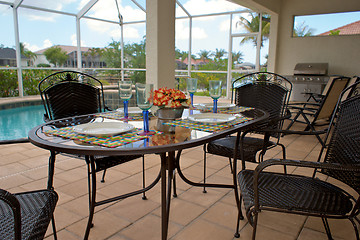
20, 42, 37, 66
231, 51, 244, 64
213, 48, 227, 60
293, 21, 314, 37
236, 13, 270, 47
198, 50, 212, 61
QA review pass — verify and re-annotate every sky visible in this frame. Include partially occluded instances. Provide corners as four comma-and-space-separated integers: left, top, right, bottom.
1, 0, 359, 65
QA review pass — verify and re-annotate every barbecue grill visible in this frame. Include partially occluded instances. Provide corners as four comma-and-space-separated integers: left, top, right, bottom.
284, 63, 329, 102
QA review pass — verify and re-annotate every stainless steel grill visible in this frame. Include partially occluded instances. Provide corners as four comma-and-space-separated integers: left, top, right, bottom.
284, 63, 329, 102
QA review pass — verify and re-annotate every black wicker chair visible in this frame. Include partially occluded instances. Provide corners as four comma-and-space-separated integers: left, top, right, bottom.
38, 71, 147, 236
285, 76, 351, 145
202, 72, 292, 193
0, 188, 58, 240
236, 81, 360, 239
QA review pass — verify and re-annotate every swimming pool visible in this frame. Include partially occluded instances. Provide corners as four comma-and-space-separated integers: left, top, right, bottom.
0, 105, 45, 141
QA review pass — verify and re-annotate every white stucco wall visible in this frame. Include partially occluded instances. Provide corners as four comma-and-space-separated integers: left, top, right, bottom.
274, 0, 360, 76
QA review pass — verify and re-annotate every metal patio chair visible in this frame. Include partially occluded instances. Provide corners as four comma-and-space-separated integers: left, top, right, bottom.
0, 188, 58, 240
236, 81, 360, 239
285, 76, 351, 146
202, 72, 292, 194
38, 71, 147, 235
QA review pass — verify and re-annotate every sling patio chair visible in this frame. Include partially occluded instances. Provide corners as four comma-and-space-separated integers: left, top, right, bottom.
284, 76, 351, 146
236, 80, 360, 240
202, 72, 292, 194
38, 71, 148, 235
0, 188, 58, 240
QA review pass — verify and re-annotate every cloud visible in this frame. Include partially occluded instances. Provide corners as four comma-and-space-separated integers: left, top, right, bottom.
177, 0, 242, 18
25, 39, 53, 52
71, 34, 86, 46
219, 19, 230, 32
176, 21, 207, 40
80, 0, 144, 40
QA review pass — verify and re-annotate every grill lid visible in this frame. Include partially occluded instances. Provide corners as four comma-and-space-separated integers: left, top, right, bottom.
293, 63, 328, 75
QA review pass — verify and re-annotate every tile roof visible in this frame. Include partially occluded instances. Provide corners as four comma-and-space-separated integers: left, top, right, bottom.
318, 20, 360, 36
35, 45, 91, 54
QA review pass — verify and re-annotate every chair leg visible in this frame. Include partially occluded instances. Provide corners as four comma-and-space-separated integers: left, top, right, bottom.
142, 155, 147, 200
228, 157, 233, 174
101, 169, 106, 183
234, 194, 243, 238
279, 143, 287, 174
173, 170, 177, 197
51, 215, 57, 240
251, 212, 259, 240
321, 217, 333, 240
349, 218, 360, 240
203, 144, 207, 193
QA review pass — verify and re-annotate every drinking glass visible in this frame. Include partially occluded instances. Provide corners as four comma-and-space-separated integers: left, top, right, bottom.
186, 78, 197, 107
136, 83, 155, 135
118, 81, 132, 118
209, 80, 222, 113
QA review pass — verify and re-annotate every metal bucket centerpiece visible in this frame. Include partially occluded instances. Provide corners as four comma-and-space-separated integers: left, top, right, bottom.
156, 107, 185, 133
153, 87, 190, 133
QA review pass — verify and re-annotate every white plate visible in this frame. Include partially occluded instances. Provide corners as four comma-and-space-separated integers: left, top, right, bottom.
187, 113, 236, 124
73, 122, 135, 136
198, 103, 236, 109
116, 107, 145, 114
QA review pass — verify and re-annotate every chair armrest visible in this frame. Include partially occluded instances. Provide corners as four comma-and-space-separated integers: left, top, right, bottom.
0, 189, 21, 239
254, 159, 360, 175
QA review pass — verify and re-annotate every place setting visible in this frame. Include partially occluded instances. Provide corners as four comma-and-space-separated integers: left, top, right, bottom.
163, 80, 253, 132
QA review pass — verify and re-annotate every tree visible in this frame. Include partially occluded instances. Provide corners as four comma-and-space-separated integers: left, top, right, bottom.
43, 46, 68, 67
20, 42, 37, 66
102, 38, 146, 83
175, 48, 188, 61
213, 48, 227, 60
236, 13, 270, 47
232, 51, 244, 64
293, 21, 314, 37
198, 50, 212, 60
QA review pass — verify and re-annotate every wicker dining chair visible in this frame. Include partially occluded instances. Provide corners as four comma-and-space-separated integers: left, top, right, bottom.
202, 72, 292, 193
0, 188, 58, 240
38, 71, 147, 234
236, 81, 360, 239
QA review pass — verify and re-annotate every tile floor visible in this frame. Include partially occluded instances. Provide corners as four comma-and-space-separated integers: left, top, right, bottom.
0, 97, 357, 239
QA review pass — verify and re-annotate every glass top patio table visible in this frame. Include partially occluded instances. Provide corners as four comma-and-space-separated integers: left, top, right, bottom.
28, 108, 268, 156
28, 108, 268, 240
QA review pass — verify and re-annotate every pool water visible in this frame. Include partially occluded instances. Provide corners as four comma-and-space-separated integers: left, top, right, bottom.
0, 105, 45, 141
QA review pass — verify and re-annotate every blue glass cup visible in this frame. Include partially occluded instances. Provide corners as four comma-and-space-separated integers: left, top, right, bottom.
209, 80, 222, 113
186, 78, 197, 107
136, 83, 155, 135
119, 81, 132, 119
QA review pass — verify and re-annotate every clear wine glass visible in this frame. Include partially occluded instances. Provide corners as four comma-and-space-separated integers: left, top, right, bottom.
118, 81, 132, 119
186, 78, 197, 107
209, 80, 222, 113
136, 83, 155, 135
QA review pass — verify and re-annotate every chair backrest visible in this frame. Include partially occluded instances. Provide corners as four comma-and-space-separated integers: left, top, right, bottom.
320, 81, 360, 194
314, 76, 350, 121
232, 72, 292, 132
39, 71, 105, 120
341, 76, 360, 101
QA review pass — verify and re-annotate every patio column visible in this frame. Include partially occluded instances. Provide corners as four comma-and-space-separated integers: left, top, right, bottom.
146, 0, 176, 89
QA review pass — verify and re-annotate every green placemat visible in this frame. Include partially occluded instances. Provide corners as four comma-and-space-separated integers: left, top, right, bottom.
163, 115, 253, 132
44, 127, 160, 148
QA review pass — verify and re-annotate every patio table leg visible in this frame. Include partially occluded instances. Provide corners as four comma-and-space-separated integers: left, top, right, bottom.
160, 151, 176, 240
